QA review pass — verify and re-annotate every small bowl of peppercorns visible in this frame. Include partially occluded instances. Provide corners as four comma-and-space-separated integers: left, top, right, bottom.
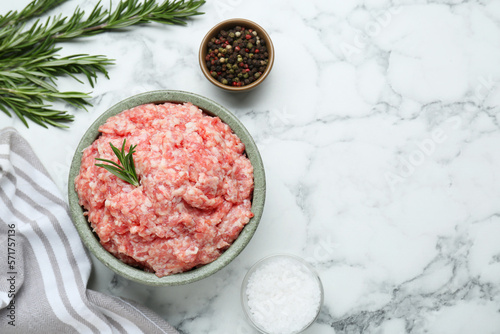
199, 18, 274, 92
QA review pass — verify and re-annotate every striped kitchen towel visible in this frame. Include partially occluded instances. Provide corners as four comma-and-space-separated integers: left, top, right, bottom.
0, 128, 179, 334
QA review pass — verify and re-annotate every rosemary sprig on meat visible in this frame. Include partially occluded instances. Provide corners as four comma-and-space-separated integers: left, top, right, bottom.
95, 139, 140, 186
0, 0, 205, 128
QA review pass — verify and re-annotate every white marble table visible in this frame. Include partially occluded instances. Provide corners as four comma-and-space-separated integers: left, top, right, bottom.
2, 0, 500, 333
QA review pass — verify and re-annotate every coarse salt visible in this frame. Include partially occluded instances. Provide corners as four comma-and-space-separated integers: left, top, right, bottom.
244, 256, 322, 334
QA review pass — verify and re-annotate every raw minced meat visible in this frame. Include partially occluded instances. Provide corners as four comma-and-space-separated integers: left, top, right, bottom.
74, 102, 254, 277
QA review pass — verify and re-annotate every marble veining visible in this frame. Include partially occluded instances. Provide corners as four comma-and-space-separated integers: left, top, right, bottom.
1, 0, 500, 333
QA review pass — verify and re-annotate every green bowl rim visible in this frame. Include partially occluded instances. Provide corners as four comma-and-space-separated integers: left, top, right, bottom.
68, 90, 266, 286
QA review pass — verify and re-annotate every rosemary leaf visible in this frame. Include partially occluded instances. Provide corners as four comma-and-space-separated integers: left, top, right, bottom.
0, 0, 68, 29
95, 139, 140, 187
0, 0, 205, 128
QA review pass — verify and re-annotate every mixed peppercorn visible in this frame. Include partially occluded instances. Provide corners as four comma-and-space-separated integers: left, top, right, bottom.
205, 26, 270, 87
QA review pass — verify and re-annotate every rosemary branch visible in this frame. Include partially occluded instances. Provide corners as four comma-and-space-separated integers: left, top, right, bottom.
0, 0, 205, 128
95, 139, 140, 187
0, 0, 67, 29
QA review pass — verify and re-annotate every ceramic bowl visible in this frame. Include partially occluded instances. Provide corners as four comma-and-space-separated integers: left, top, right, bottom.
68, 90, 266, 286
199, 18, 274, 92
241, 254, 323, 333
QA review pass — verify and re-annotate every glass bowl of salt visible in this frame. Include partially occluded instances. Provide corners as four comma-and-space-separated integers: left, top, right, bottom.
241, 254, 323, 334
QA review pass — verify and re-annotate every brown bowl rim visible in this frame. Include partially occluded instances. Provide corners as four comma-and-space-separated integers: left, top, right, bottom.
198, 18, 275, 92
